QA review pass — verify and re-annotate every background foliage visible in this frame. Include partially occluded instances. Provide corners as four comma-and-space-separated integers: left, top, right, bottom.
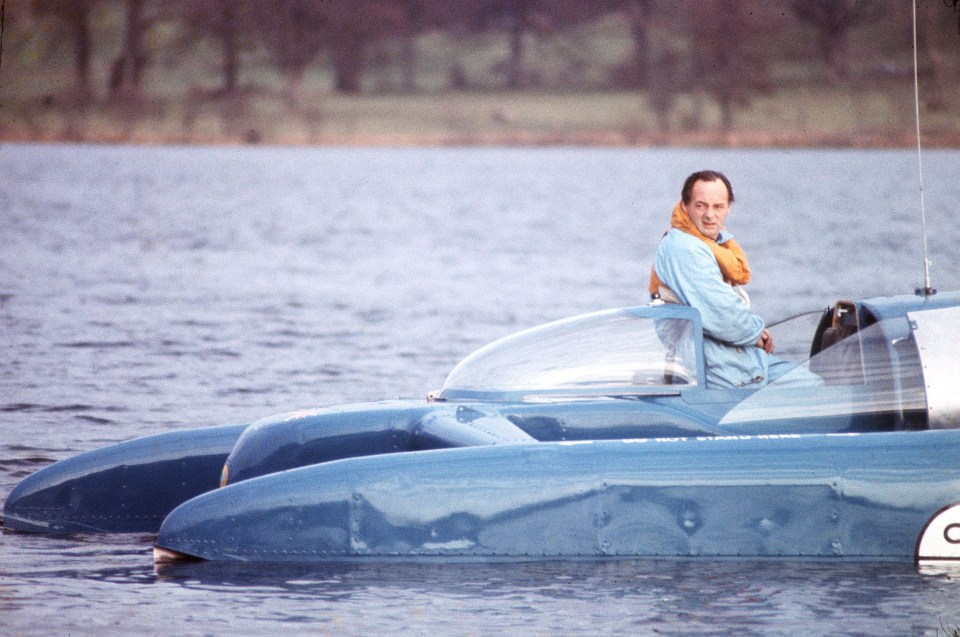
2, 0, 959, 145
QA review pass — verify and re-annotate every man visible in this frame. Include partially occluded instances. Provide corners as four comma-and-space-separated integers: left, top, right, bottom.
650, 170, 793, 389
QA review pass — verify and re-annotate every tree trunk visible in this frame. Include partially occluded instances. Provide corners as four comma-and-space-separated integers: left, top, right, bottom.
220, 0, 239, 94
71, 7, 93, 104
333, 32, 363, 94
506, 0, 526, 89
921, 3, 948, 111
400, 0, 420, 92
123, 0, 144, 88
626, 0, 653, 88
111, 0, 145, 99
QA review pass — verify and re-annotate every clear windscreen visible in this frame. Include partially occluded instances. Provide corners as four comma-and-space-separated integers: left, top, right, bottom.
438, 309, 699, 400
720, 317, 926, 427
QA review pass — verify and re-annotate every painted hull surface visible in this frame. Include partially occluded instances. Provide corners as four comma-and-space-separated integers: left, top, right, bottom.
155, 429, 960, 562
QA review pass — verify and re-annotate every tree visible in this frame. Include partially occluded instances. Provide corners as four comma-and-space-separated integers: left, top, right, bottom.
251, 1, 402, 99
109, 0, 150, 101
181, 0, 255, 96
363, 0, 438, 91
32, 0, 98, 104
504, 0, 533, 88
458, 0, 612, 89
789, 0, 882, 84
618, 0, 654, 88
685, 1, 775, 131
918, 0, 960, 111
393, 0, 423, 91
250, 0, 326, 103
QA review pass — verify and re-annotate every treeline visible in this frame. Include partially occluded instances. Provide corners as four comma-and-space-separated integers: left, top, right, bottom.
5, 0, 960, 130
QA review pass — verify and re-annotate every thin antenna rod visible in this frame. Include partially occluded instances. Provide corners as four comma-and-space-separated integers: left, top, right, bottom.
912, 0, 935, 296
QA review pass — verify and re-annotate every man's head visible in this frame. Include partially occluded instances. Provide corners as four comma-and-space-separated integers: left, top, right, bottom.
680, 170, 734, 241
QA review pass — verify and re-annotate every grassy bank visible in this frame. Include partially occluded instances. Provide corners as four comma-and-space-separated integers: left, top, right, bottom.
4, 83, 960, 148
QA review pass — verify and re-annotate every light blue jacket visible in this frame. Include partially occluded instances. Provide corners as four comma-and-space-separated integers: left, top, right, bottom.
654, 228, 777, 389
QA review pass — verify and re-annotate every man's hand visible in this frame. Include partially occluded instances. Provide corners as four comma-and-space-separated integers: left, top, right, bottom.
756, 329, 774, 354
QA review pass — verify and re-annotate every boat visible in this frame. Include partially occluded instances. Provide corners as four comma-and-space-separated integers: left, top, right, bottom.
4, 289, 960, 563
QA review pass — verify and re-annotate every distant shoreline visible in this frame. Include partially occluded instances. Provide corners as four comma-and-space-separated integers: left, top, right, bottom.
4, 128, 958, 148
4, 83, 959, 149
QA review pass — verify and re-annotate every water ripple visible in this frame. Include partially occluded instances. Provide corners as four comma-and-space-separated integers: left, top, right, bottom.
0, 403, 97, 413
3, 145, 960, 635
57, 341, 136, 349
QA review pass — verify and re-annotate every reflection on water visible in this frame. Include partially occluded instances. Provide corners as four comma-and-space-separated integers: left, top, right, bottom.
3, 145, 960, 635
7, 550, 960, 635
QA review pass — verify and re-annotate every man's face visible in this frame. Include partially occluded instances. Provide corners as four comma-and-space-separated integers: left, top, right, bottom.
681, 178, 730, 240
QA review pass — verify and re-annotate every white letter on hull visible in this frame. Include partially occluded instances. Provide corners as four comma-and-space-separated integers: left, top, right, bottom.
917, 503, 960, 560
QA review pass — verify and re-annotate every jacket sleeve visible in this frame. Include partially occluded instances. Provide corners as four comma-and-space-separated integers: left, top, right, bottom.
654, 232, 765, 347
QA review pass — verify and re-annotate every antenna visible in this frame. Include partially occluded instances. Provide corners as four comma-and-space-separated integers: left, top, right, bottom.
912, 0, 936, 296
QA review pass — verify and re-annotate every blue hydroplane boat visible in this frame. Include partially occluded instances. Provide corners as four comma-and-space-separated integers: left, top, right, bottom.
4, 290, 960, 564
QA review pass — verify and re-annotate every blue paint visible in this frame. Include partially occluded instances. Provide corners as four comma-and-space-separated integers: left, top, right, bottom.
157, 430, 960, 561
4, 423, 247, 533
6, 290, 960, 563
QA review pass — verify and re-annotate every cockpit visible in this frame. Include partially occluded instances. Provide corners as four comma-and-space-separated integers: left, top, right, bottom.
434, 298, 960, 433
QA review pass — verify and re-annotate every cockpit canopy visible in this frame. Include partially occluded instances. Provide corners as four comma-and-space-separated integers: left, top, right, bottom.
436, 300, 960, 432
437, 306, 704, 402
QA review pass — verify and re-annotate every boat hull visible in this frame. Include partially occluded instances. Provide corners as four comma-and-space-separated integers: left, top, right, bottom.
155, 429, 960, 562
3, 423, 247, 533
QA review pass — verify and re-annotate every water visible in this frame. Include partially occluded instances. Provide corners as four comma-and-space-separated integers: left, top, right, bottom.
2, 144, 960, 635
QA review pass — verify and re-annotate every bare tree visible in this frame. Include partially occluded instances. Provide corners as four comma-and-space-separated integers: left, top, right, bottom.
109, 0, 150, 101
182, 0, 251, 95
619, 0, 654, 88
919, 0, 960, 111
251, 1, 402, 98
32, 0, 98, 104
504, 0, 533, 88
396, 0, 425, 91
250, 1, 326, 103
446, 0, 542, 89
459, 0, 611, 89
789, 0, 882, 84
685, 0, 774, 131
500, 0, 607, 88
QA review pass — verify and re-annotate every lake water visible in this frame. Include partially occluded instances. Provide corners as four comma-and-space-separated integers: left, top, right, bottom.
2, 144, 960, 635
